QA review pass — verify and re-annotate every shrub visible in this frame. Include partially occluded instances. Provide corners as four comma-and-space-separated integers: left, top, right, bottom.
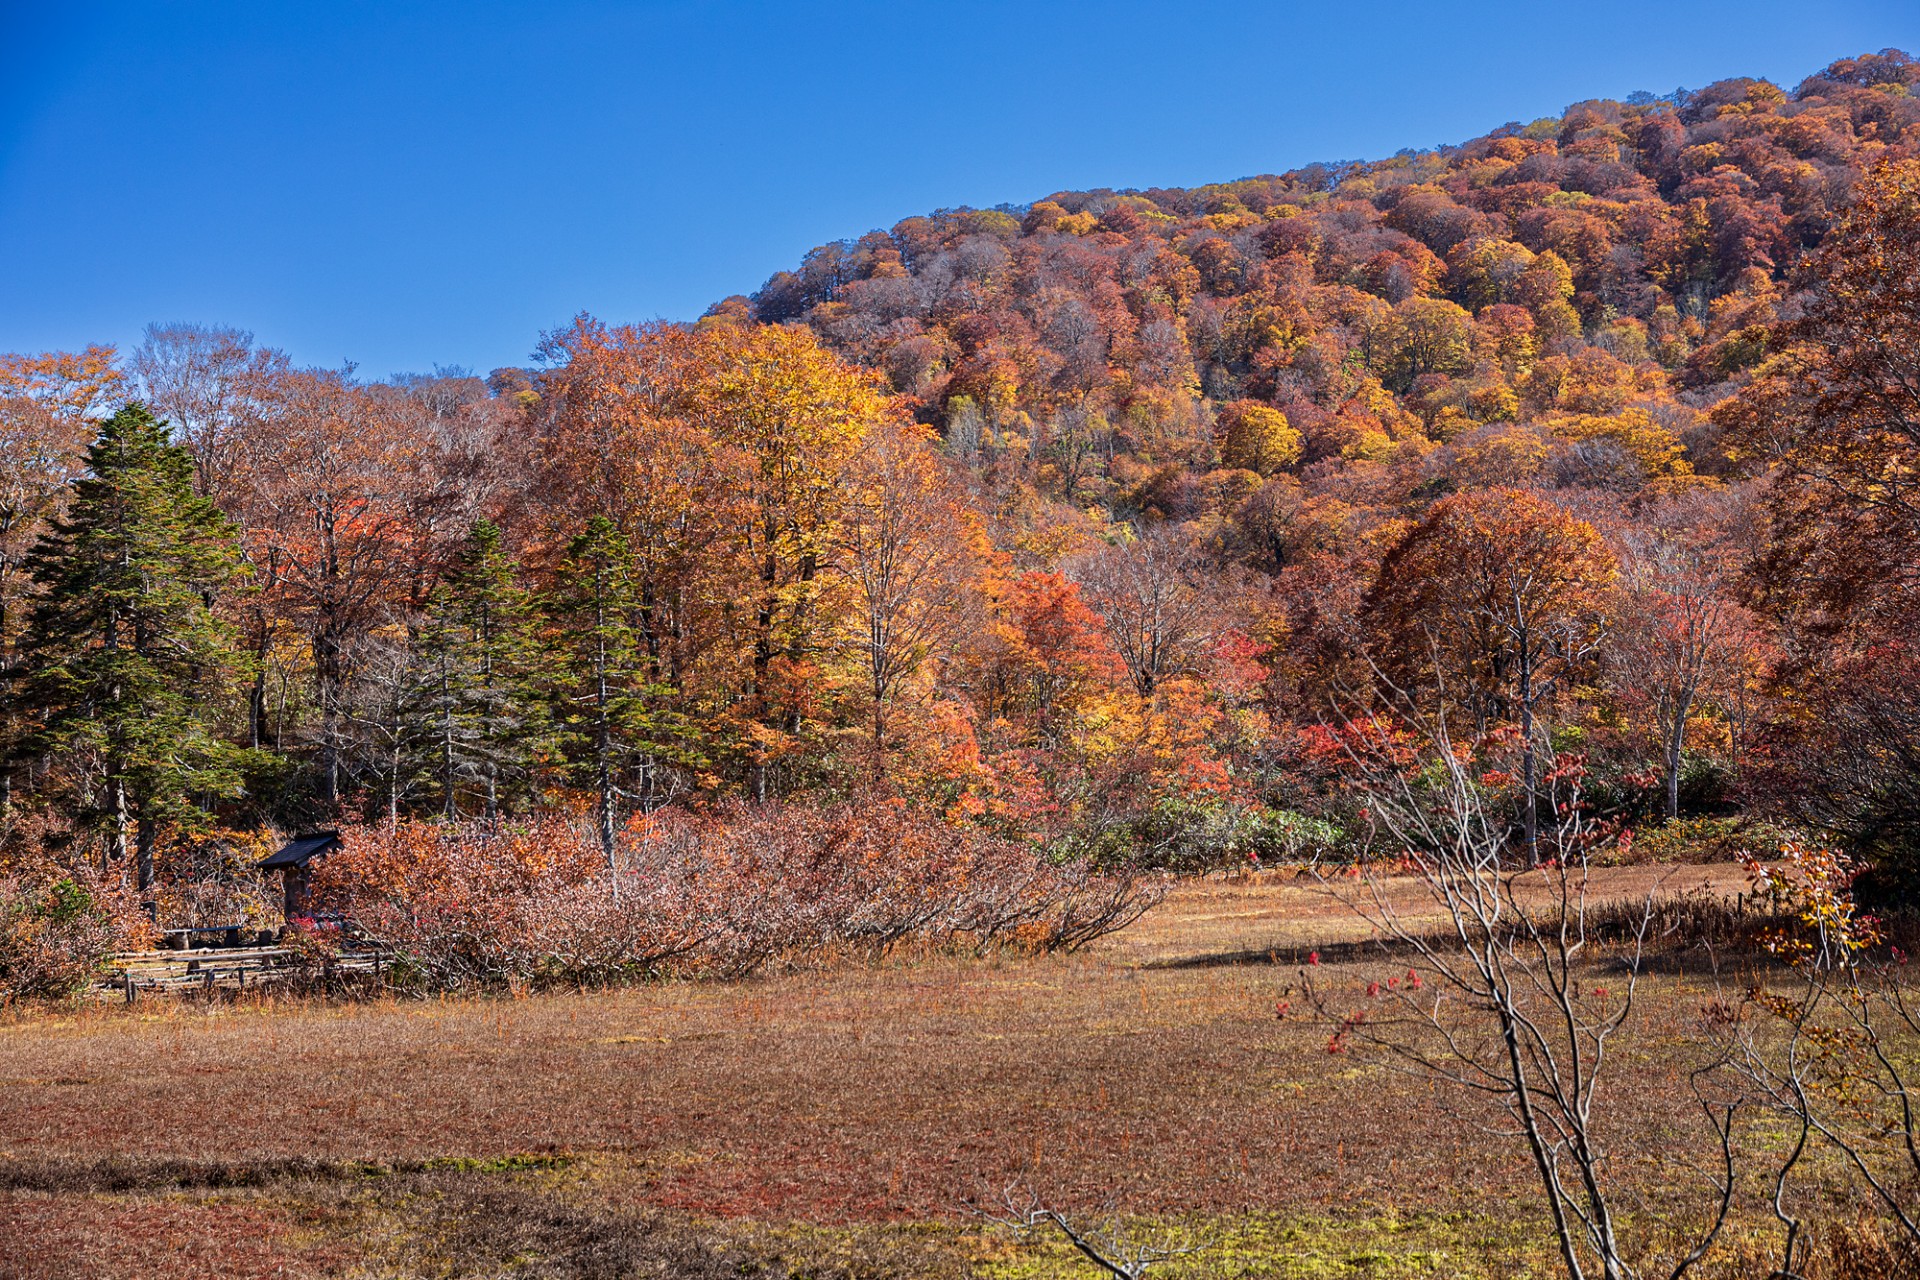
1676, 751, 1737, 813
1613, 815, 1795, 865
1064, 798, 1348, 874
0, 873, 144, 1002
1244, 807, 1348, 866
311, 801, 1164, 991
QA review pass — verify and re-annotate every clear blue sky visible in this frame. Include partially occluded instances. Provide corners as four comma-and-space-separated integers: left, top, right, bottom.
3, 1, 1915, 378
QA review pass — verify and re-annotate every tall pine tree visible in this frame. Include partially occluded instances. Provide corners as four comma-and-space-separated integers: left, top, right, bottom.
10, 403, 252, 891
548, 516, 696, 869
406, 521, 546, 820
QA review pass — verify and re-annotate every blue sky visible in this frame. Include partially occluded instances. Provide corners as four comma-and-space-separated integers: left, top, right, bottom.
2, 1, 1916, 378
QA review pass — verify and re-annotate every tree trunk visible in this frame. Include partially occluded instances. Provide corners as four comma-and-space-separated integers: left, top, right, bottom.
599, 750, 618, 899
598, 762, 616, 867
1666, 723, 1684, 821
108, 772, 132, 873
250, 605, 270, 750
441, 671, 457, 820
316, 508, 344, 810
135, 816, 156, 894
1519, 634, 1539, 868
750, 513, 780, 804
870, 639, 887, 779
0, 590, 12, 814
317, 628, 343, 808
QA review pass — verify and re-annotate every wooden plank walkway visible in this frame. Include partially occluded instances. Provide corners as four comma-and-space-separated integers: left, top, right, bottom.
94, 945, 388, 1001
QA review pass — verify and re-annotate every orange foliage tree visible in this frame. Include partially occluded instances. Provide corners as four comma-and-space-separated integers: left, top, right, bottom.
1367, 489, 1615, 861
836, 418, 994, 766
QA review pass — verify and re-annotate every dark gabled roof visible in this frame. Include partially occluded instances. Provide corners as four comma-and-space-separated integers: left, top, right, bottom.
259, 831, 343, 870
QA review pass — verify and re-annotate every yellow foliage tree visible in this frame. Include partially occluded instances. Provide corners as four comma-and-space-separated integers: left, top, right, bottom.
1549, 408, 1691, 478
1216, 400, 1303, 475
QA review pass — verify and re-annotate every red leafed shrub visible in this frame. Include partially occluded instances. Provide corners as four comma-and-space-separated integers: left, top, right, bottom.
311, 801, 1162, 990
0, 871, 149, 1003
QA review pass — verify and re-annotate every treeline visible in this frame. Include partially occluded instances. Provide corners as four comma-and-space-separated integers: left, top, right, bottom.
0, 51, 1916, 924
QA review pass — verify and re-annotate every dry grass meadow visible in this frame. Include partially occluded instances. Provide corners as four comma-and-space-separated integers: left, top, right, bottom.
1, 864, 1892, 1279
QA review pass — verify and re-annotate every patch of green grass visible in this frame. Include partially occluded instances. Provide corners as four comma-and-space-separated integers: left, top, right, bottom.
973, 1210, 1550, 1280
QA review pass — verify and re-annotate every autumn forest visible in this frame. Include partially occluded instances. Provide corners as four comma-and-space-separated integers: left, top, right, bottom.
6, 38, 1920, 1280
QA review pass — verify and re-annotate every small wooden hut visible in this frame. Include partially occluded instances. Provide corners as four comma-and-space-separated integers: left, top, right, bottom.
258, 831, 341, 920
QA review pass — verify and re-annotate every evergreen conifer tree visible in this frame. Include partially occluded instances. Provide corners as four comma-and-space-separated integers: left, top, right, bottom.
547, 516, 695, 869
406, 521, 546, 820
10, 403, 253, 891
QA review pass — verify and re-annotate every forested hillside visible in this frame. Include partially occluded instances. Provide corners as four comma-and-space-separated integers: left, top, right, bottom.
2, 50, 1919, 982
739, 51, 1915, 514
720, 48, 1920, 856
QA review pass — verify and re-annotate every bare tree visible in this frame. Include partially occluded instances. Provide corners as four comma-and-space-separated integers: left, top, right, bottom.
379, 369, 525, 610
130, 322, 290, 503
1069, 524, 1215, 698
1605, 527, 1763, 819
1308, 698, 1738, 1280
336, 622, 431, 826
133, 325, 304, 752
1043, 401, 1109, 500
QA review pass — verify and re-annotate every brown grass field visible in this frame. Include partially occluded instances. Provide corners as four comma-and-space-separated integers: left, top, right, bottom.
0, 864, 1896, 1279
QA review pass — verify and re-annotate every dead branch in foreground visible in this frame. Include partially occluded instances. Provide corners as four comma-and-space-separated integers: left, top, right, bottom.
973, 1181, 1212, 1280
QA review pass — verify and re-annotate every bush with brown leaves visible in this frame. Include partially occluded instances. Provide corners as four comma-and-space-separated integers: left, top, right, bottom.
0, 871, 148, 1003
311, 800, 1163, 991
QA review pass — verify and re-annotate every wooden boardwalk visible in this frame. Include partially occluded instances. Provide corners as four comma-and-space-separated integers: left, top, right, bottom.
95, 945, 386, 1001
